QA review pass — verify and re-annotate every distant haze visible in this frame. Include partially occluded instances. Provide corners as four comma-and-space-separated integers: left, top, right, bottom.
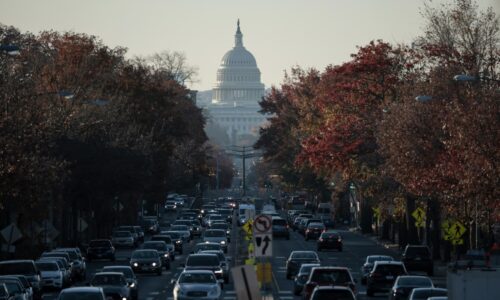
1, 0, 498, 91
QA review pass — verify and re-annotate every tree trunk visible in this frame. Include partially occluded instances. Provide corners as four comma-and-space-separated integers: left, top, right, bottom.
405, 195, 419, 244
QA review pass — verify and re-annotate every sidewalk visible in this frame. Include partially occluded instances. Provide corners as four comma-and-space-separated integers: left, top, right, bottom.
349, 227, 448, 278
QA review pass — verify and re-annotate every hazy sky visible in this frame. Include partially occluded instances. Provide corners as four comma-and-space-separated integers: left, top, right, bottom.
1, 0, 498, 91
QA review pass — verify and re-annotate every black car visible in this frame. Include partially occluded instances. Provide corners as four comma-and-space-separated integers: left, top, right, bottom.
161, 231, 184, 254
272, 217, 290, 240
305, 223, 325, 240
402, 245, 434, 276
389, 275, 434, 300
150, 235, 176, 260
360, 255, 394, 284
102, 266, 138, 300
303, 267, 356, 300
285, 251, 320, 279
317, 231, 342, 251
130, 250, 163, 276
142, 241, 171, 270
366, 261, 407, 297
86, 239, 115, 262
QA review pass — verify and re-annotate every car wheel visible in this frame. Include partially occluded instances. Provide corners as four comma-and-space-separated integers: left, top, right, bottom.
366, 288, 374, 297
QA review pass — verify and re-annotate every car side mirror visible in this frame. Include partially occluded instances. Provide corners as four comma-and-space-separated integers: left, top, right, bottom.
170, 279, 176, 285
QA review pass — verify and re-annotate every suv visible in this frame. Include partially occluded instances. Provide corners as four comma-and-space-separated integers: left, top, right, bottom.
402, 245, 434, 276
0, 260, 41, 299
366, 261, 407, 297
303, 267, 356, 300
272, 217, 290, 240
86, 239, 115, 262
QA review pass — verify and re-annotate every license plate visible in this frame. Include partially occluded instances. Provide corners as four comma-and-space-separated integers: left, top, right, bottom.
386, 275, 394, 280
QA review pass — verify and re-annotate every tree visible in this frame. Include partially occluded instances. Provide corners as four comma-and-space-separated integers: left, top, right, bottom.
141, 50, 199, 86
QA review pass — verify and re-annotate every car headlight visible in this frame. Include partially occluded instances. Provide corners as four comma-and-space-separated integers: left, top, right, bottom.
129, 282, 136, 288
220, 241, 226, 244
214, 269, 223, 274
152, 262, 157, 267
164, 253, 169, 258
176, 240, 181, 244
226, 231, 230, 235
133, 262, 138, 267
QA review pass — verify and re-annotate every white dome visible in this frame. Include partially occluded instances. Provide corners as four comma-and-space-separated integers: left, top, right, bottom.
221, 47, 257, 67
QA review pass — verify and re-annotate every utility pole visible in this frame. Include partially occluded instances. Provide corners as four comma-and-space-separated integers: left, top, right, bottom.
226, 145, 261, 197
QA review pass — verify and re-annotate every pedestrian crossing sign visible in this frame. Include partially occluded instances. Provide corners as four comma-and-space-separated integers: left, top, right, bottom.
412, 207, 426, 227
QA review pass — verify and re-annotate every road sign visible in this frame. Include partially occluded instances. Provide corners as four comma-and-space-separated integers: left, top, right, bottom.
1, 223, 23, 244
254, 215, 272, 234
412, 207, 426, 227
242, 221, 253, 235
254, 234, 272, 257
372, 207, 381, 223
231, 265, 261, 300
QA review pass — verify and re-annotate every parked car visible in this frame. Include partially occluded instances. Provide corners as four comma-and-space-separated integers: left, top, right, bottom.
285, 251, 321, 279
86, 239, 115, 262
101, 266, 138, 300
309, 286, 356, 300
172, 270, 222, 300
360, 255, 394, 284
402, 245, 434, 276
89, 272, 131, 300
389, 275, 434, 300
129, 250, 163, 276
293, 263, 320, 295
317, 231, 342, 251
366, 261, 408, 297
57, 287, 105, 300
0, 260, 41, 299
303, 267, 357, 300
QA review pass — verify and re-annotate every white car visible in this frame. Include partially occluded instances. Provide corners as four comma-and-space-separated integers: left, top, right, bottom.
35, 260, 64, 289
202, 230, 228, 253
111, 230, 135, 248
172, 270, 222, 300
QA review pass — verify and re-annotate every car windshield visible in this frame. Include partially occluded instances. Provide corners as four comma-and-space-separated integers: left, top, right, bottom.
164, 232, 180, 239
179, 273, 216, 284
103, 268, 133, 279
398, 277, 433, 287
310, 270, 351, 284
59, 291, 104, 300
0, 262, 36, 275
368, 256, 393, 263
291, 252, 317, 259
132, 251, 157, 259
89, 240, 111, 247
186, 256, 219, 266
312, 289, 354, 300
91, 274, 125, 286
3, 282, 22, 293
113, 231, 131, 237
205, 230, 225, 237
143, 242, 167, 251
36, 262, 59, 271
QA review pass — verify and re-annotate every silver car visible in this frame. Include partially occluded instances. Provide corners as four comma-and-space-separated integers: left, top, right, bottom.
202, 230, 228, 253
172, 270, 222, 300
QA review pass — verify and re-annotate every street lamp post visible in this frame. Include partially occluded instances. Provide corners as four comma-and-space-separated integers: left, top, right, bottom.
226, 145, 261, 197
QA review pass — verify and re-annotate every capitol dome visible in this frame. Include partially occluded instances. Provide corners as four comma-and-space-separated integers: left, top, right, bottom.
212, 20, 265, 106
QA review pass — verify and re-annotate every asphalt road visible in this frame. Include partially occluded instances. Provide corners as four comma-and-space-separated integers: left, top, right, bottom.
41, 208, 446, 300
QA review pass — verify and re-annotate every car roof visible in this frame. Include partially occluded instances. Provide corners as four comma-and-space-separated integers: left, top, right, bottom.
102, 266, 132, 270
196, 242, 220, 246
314, 285, 352, 291
60, 287, 103, 293
373, 261, 404, 266
181, 269, 215, 275
188, 253, 219, 258
94, 272, 124, 277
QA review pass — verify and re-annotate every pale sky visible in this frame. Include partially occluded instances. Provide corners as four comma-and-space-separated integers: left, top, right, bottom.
1, 0, 498, 91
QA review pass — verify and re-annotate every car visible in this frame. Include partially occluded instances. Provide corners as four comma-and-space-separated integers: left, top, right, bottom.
114, 226, 140, 244
142, 241, 171, 269
57, 287, 106, 300
89, 272, 131, 300
35, 260, 64, 290
0, 276, 32, 300
200, 250, 231, 283
0, 283, 11, 300
202, 230, 228, 253
297, 218, 310, 235
161, 231, 184, 254
190, 220, 203, 237
133, 226, 145, 242
389, 275, 434, 300
317, 231, 342, 251
169, 225, 192, 242
408, 287, 447, 300
319, 215, 335, 228
54, 248, 86, 280
303, 266, 357, 300
101, 266, 138, 300
360, 255, 394, 284
173, 220, 196, 236
172, 270, 222, 300
164, 200, 177, 211
217, 208, 233, 224
142, 218, 159, 234
272, 217, 290, 240
0, 279, 28, 300
130, 249, 163, 276
292, 263, 320, 295
86, 239, 115, 262
402, 245, 434, 276
37, 257, 71, 287
366, 261, 408, 297
192, 242, 223, 254
304, 220, 324, 238
111, 230, 136, 248
210, 223, 231, 242
0, 260, 41, 299
149, 235, 176, 260
309, 286, 356, 300
285, 251, 321, 279
206, 215, 226, 228
183, 254, 224, 281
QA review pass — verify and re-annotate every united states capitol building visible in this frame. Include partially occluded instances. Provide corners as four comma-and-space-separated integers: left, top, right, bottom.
202, 20, 267, 144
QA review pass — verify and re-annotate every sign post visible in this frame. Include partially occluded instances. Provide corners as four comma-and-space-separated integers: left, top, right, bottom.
253, 214, 273, 296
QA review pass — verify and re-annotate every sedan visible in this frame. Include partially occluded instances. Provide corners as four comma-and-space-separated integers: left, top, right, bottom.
101, 266, 138, 300
172, 270, 222, 300
305, 223, 325, 240
293, 263, 320, 295
360, 255, 394, 284
130, 250, 163, 276
89, 272, 131, 300
142, 241, 171, 270
169, 225, 192, 242
310, 286, 356, 300
389, 275, 434, 300
317, 231, 342, 251
408, 287, 447, 300
57, 287, 106, 300
202, 230, 228, 253
285, 251, 320, 279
